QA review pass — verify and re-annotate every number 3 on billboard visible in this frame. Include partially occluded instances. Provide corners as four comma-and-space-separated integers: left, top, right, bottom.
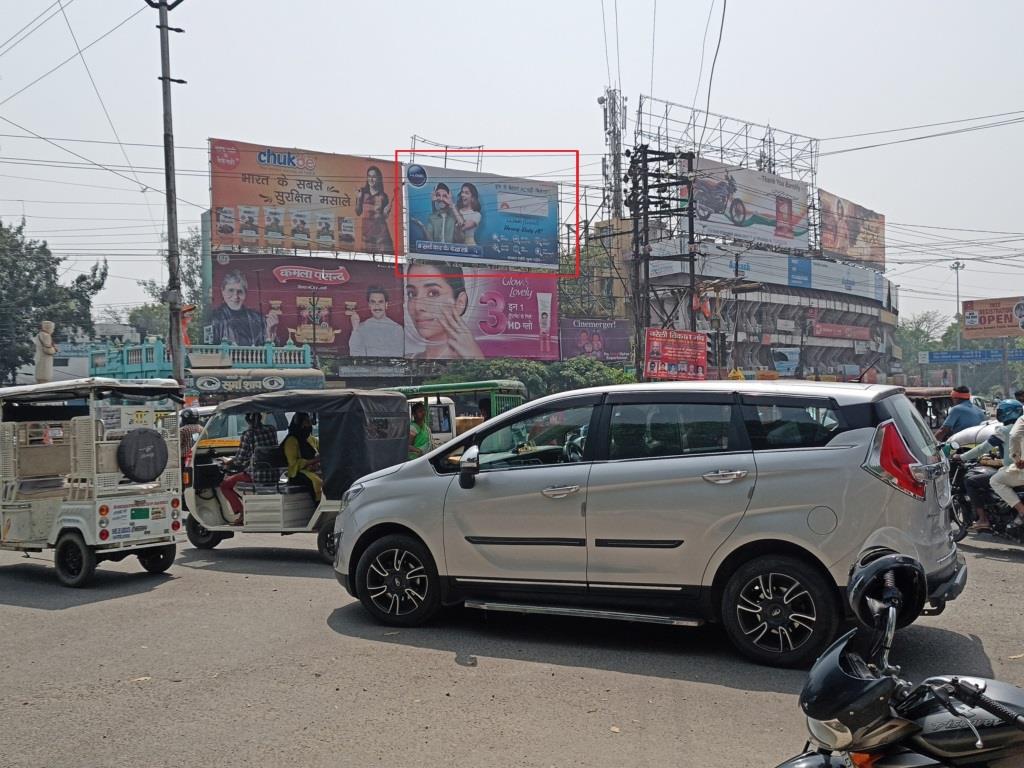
478, 290, 507, 335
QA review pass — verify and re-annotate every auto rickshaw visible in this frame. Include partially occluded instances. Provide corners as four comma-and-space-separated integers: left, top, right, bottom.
383, 380, 528, 448
182, 389, 407, 563
0, 377, 182, 586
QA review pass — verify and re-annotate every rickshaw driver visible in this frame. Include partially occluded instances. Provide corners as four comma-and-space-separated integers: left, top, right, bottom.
219, 412, 279, 525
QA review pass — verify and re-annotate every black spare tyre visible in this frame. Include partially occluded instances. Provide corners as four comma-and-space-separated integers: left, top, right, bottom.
116, 427, 168, 483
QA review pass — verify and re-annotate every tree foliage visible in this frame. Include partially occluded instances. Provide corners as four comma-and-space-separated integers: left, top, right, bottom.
0, 220, 107, 383
136, 227, 205, 337
427, 356, 634, 399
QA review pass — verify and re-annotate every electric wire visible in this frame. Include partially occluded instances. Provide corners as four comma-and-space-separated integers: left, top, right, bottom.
0, 0, 78, 60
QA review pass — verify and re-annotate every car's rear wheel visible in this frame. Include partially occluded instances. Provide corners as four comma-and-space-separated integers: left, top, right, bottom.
354, 534, 440, 627
721, 555, 838, 668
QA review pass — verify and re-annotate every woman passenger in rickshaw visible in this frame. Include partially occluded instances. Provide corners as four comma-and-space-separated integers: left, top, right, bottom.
282, 412, 322, 501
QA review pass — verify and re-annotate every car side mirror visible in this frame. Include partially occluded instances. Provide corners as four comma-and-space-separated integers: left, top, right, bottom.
459, 445, 480, 489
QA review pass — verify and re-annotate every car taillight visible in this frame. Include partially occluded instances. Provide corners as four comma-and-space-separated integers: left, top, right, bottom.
182, 468, 192, 488
171, 520, 181, 532
99, 528, 110, 541
864, 420, 926, 500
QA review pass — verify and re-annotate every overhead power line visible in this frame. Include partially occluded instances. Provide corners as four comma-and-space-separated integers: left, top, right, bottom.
0, 0, 78, 60
820, 107, 1024, 141
0, 5, 146, 111
820, 115, 1024, 157
697, 0, 728, 152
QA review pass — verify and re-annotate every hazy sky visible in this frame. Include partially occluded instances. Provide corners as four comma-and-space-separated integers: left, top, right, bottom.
1, 0, 1022, 322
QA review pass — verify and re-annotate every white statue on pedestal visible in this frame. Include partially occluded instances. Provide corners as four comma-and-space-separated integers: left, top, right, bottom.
33, 320, 58, 384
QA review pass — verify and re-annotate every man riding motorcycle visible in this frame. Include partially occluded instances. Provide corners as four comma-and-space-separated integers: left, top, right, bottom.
953, 398, 1023, 533
992, 406, 1024, 531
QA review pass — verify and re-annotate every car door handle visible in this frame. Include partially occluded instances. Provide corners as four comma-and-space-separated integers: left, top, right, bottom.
542, 485, 581, 499
701, 470, 748, 485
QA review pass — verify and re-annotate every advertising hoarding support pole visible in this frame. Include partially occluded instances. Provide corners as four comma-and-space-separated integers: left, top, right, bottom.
628, 152, 644, 380
951, 260, 964, 386
147, 0, 186, 383
686, 153, 697, 332
1002, 336, 1011, 397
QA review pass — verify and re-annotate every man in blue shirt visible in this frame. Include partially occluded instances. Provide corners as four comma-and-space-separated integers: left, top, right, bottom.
936, 386, 985, 442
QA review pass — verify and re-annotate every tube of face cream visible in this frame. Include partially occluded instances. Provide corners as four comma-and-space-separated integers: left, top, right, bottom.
537, 293, 551, 333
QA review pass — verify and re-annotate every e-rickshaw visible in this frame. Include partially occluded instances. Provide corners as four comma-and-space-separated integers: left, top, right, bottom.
183, 389, 407, 563
0, 377, 182, 586
383, 379, 528, 448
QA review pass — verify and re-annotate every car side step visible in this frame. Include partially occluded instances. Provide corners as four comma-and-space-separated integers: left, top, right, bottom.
463, 600, 704, 627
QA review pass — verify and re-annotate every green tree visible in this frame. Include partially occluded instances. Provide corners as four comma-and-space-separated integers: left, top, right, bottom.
428, 358, 551, 399
546, 355, 635, 394
127, 304, 169, 339
136, 227, 206, 336
0, 220, 107, 384
895, 311, 948, 384
426, 356, 634, 399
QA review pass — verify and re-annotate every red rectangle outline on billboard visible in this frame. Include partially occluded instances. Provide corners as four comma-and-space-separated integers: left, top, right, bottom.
393, 148, 579, 279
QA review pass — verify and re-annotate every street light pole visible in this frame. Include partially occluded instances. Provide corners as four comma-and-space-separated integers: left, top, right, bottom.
146, 0, 187, 382
950, 260, 965, 386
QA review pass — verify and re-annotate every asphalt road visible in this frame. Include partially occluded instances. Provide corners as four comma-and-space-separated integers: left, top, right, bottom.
1, 534, 1021, 768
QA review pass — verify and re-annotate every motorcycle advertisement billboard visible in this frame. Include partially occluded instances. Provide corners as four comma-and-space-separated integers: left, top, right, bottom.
643, 328, 708, 381
209, 253, 406, 357
819, 188, 885, 269
686, 158, 809, 250
403, 261, 560, 361
558, 317, 632, 363
962, 296, 1024, 339
405, 164, 559, 269
210, 138, 403, 256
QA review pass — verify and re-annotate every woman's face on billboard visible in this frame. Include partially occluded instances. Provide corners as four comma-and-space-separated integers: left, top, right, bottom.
406, 265, 467, 342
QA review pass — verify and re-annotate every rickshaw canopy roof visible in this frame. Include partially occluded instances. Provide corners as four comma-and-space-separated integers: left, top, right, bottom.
217, 388, 405, 415
0, 377, 181, 404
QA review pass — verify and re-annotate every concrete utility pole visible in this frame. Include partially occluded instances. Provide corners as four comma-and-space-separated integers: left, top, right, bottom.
146, 0, 186, 382
950, 260, 965, 386
686, 153, 697, 332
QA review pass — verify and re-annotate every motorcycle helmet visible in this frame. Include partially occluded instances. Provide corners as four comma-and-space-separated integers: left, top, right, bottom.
996, 398, 1023, 425
180, 408, 199, 426
847, 549, 927, 630
799, 630, 897, 750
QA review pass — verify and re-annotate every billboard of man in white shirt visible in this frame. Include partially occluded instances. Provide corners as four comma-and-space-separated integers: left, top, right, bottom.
346, 286, 404, 357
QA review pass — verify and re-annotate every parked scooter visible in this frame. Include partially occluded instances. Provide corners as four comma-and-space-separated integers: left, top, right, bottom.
775, 550, 1024, 766
694, 172, 745, 224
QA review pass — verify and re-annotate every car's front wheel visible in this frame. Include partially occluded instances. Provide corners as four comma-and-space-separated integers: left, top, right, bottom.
354, 534, 440, 627
720, 555, 838, 668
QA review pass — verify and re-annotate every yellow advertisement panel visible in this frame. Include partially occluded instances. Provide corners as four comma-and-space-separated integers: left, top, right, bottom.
962, 296, 1024, 339
210, 138, 403, 255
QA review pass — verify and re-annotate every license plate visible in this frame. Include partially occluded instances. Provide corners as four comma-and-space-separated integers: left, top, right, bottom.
130, 507, 150, 520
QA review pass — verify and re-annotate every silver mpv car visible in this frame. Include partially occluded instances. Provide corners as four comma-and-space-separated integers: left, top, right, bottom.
334, 382, 967, 667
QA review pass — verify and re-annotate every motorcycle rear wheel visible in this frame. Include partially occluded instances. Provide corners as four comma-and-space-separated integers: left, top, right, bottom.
950, 495, 970, 542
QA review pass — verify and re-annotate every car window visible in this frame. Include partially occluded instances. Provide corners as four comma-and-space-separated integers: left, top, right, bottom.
742, 401, 845, 450
429, 404, 452, 434
607, 402, 737, 460
437, 404, 594, 473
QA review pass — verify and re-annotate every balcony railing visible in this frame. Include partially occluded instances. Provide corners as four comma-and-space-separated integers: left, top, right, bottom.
89, 339, 314, 378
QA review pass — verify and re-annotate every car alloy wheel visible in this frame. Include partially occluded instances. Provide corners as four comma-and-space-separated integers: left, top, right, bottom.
365, 547, 430, 617
735, 571, 817, 654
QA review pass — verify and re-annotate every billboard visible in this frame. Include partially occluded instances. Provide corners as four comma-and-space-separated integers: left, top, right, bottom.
403, 262, 559, 360
819, 189, 885, 269
405, 164, 559, 268
210, 139, 403, 255
688, 159, 808, 250
963, 296, 1024, 339
812, 322, 872, 341
643, 328, 707, 381
558, 317, 632, 362
210, 254, 405, 357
